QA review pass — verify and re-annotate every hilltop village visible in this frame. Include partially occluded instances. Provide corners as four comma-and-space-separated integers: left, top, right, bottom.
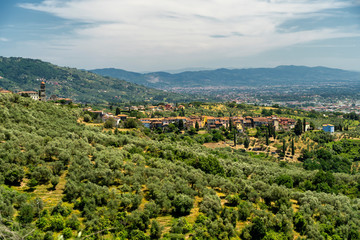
0, 82, 73, 104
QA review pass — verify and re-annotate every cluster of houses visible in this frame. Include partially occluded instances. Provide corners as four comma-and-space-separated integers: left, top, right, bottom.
18, 81, 47, 101
85, 107, 302, 133
0, 87, 44, 101
84, 108, 132, 126
0, 89, 45, 101
139, 116, 199, 129
139, 116, 301, 132
0, 82, 73, 104
122, 104, 186, 112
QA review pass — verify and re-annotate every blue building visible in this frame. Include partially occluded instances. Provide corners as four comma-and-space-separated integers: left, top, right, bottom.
322, 124, 335, 133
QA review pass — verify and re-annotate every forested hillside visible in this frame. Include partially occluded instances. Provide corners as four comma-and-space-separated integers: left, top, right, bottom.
0, 57, 205, 105
0, 93, 360, 239
91, 66, 360, 89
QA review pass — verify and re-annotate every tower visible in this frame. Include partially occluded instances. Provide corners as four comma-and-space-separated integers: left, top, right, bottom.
39, 81, 46, 101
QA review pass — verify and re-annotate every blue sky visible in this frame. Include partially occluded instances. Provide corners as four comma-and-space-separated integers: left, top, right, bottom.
1, 0, 360, 72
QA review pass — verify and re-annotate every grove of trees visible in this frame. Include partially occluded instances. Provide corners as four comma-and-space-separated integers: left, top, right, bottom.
0, 93, 359, 239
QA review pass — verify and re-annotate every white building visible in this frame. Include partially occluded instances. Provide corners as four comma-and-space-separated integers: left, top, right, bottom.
18, 91, 39, 101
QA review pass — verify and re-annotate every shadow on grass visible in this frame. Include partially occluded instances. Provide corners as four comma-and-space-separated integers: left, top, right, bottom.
24, 187, 36, 193
47, 187, 56, 191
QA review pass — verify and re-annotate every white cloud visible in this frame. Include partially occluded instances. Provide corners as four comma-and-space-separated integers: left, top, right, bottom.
18, 0, 360, 70
0, 37, 9, 42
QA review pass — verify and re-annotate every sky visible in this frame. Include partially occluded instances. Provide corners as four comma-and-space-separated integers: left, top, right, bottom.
0, 0, 360, 72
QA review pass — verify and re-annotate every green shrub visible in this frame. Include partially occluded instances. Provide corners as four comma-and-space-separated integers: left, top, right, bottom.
62, 227, 72, 239
172, 194, 193, 216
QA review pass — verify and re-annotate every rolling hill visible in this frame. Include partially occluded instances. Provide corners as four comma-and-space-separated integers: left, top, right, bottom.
0, 57, 203, 104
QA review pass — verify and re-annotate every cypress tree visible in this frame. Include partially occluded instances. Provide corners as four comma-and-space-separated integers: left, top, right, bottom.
244, 137, 250, 148
115, 107, 121, 115
268, 124, 275, 138
266, 132, 269, 146
303, 118, 306, 132
282, 139, 286, 155
291, 138, 295, 155
178, 119, 184, 130
229, 112, 233, 131
180, 108, 185, 117
195, 121, 199, 131
295, 119, 302, 136
234, 130, 237, 146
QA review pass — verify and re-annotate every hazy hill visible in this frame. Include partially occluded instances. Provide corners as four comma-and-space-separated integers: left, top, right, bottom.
91, 66, 360, 90
0, 57, 199, 104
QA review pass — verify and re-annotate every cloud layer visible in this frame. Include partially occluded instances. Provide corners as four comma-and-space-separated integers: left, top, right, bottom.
18, 0, 360, 70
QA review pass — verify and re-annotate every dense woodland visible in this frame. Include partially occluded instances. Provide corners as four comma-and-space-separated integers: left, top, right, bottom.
0, 94, 360, 239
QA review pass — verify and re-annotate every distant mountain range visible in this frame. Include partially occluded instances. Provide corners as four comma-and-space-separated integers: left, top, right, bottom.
2, 57, 358, 105
91, 66, 360, 90
0, 57, 202, 104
